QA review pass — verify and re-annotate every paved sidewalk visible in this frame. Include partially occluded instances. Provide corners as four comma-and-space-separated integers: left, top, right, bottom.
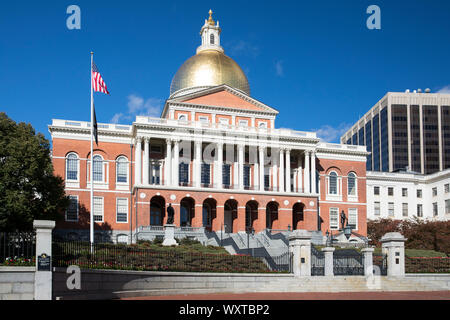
121, 291, 450, 300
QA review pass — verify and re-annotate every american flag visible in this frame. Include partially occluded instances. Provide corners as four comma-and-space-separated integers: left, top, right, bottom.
92, 61, 109, 94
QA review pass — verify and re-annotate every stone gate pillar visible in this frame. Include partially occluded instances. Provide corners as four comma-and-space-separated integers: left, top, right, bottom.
33, 220, 55, 300
288, 230, 312, 277
380, 232, 407, 277
322, 247, 335, 276
361, 247, 375, 276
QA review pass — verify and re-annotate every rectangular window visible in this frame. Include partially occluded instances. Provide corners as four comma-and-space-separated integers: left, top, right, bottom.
432, 187, 437, 197
417, 189, 422, 198
446, 200, 450, 214
388, 187, 394, 196
374, 186, 380, 195
402, 188, 408, 197
222, 164, 231, 187
239, 120, 249, 127
199, 116, 209, 123
374, 202, 380, 216
243, 165, 251, 188
417, 204, 423, 217
66, 195, 78, 221
329, 208, 339, 230
179, 163, 189, 185
402, 203, 408, 217
388, 202, 394, 216
93, 197, 104, 222
433, 202, 438, 217
219, 118, 229, 125
150, 145, 162, 153
348, 208, 358, 230
201, 163, 210, 185
116, 198, 128, 223
151, 164, 161, 184
445, 184, 450, 193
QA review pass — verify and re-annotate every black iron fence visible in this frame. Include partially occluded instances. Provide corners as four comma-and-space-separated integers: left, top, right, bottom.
253, 250, 292, 273
311, 245, 325, 276
373, 254, 388, 275
52, 240, 289, 273
333, 249, 364, 276
0, 232, 36, 266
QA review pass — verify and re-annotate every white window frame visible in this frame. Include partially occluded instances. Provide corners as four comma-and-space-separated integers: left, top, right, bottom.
402, 203, 408, 217
348, 208, 358, 230
402, 188, 408, 197
417, 189, 422, 198
388, 202, 394, 217
116, 156, 129, 187
178, 113, 188, 122
374, 186, 380, 196
432, 187, 437, 197
374, 202, 380, 216
417, 204, 423, 217
65, 152, 80, 188
347, 172, 358, 201
445, 184, 449, 193
432, 202, 438, 217
116, 198, 128, 223
326, 171, 342, 201
66, 195, 79, 222
446, 199, 450, 214
329, 207, 339, 230
238, 119, 249, 127
87, 154, 109, 189
93, 196, 104, 223
199, 116, 209, 123
388, 187, 394, 197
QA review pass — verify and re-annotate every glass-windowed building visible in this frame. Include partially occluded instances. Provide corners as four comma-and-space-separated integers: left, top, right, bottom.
341, 91, 450, 175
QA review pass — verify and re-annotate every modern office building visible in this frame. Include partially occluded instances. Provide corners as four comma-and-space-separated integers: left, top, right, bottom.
48, 11, 369, 243
341, 91, 450, 175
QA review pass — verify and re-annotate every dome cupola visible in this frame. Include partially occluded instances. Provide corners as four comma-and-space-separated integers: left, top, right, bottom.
170, 10, 250, 97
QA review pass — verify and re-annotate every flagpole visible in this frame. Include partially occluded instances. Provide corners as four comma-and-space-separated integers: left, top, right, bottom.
90, 52, 94, 251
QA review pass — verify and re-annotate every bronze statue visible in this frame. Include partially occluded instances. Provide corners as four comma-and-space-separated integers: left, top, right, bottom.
340, 210, 346, 229
167, 203, 174, 224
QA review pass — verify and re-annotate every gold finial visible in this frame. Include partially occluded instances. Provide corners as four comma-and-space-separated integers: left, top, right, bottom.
208, 9, 215, 25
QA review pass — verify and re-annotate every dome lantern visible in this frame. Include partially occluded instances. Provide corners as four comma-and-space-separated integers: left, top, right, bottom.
170, 10, 250, 97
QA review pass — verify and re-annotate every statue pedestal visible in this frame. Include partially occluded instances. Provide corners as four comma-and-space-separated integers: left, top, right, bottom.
162, 224, 178, 246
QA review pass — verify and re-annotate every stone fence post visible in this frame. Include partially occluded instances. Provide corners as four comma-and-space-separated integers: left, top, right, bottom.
361, 247, 374, 276
322, 247, 335, 276
380, 232, 406, 277
33, 220, 55, 300
288, 230, 311, 277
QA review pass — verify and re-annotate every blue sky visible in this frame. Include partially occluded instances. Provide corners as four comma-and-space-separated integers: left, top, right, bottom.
1, 0, 449, 143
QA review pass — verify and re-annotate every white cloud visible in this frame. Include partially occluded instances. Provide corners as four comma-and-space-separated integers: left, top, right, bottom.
127, 94, 162, 117
313, 122, 352, 143
437, 85, 450, 94
110, 113, 124, 124
110, 94, 163, 124
275, 60, 284, 77
227, 40, 259, 57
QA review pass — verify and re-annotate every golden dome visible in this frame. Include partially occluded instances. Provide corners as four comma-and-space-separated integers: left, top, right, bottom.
170, 49, 250, 96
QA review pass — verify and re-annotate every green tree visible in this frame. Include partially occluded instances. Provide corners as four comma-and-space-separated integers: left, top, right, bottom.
0, 112, 69, 231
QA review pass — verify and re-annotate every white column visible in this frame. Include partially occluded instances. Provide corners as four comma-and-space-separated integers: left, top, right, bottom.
279, 148, 285, 192
322, 247, 335, 277
135, 137, 142, 185
238, 143, 244, 190
285, 149, 291, 193
297, 156, 303, 193
217, 142, 223, 189
304, 151, 310, 194
195, 141, 202, 187
259, 146, 265, 191
254, 162, 259, 190
272, 148, 278, 191
165, 139, 172, 186
311, 151, 316, 194
172, 140, 179, 186
143, 137, 149, 185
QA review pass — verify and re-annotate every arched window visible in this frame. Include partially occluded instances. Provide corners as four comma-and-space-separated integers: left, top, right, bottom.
116, 156, 128, 183
210, 34, 215, 45
348, 172, 357, 196
66, 153, 79, 181
329, 172, 337, 194
93, 155, 103, 182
